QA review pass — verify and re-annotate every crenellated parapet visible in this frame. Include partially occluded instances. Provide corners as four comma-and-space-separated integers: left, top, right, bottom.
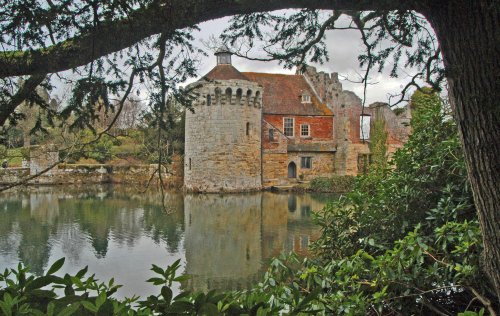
188, 79, 263, 108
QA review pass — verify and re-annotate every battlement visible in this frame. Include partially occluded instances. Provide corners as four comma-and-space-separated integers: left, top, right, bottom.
189, 80, 263, 108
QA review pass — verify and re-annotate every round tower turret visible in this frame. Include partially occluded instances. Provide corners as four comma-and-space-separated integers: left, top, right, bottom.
184, 50, 263, 192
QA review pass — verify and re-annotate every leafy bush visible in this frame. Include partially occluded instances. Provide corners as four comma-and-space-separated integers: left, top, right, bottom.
309, 176, 356, 192
307, 90, 497, 313
314, 90, 474, 258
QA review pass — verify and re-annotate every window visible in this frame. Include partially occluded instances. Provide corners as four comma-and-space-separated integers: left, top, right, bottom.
246, 90, 252, 106
215, 88, 221, 104
269, 129, 275, 141
236, 88, 242, 104
217, 54, 231, 64
301, 94, 311, 103
206, 94, 211, 106
283, 118, 294, 136
225, 87, 232, 102
300, 124, 310, 137
246, 122, 250, 136
254, 91, 261, 107
360, 115, 371, 140
188, 158, 192, 170
301, 157, 312, 169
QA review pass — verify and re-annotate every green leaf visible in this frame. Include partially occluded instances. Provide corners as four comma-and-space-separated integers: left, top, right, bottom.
47, 302, 55, 316
56, 303, 80, 316
81, 301, 98, 313
95, 292, 106, 309
173, 275, 191, 282
146, 277, 165, 285
168, 301, 194, 313
29, 289, 57, 299
199, 302, 218, 316
151, 264, 164, 276
161, 286, 173, 305
26, 275, 63, 291
0, 300, 12, 316
75, 266, 88, 279
46, 258, 65, 276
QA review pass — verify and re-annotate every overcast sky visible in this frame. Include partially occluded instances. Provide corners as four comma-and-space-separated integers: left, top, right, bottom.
187, 15, 418, 106
51, 12, 425, 108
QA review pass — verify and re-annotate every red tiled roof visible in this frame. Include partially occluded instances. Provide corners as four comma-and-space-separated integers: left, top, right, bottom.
202, 64, 249, 81
243, 72, 333, 116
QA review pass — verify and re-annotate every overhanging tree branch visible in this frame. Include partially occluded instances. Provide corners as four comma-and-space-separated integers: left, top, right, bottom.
0, 0, 420, 78
0, 73, 47, 126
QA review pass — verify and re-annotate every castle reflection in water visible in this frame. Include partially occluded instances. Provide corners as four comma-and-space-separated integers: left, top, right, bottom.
0, 185, 332, 297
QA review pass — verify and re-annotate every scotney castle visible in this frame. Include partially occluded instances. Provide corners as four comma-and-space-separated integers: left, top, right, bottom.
184, 47, 411, 192
0, 47, 411, 191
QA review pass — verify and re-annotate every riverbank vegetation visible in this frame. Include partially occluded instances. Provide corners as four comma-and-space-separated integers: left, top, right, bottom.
1, 90, 495, 314
308, 176, 356, 193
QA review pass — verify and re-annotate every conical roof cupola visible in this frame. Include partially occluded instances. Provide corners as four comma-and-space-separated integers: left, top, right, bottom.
202, 45, 249, 81
214, 44, 232, 65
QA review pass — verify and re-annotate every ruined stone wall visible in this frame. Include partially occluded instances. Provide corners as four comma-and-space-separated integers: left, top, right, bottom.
184, 79, 263, 192
29, 144, 59, 176
302, 66, 411, 175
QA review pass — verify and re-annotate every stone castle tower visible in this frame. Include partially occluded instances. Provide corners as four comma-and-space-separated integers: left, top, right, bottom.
184, 47, 263, 192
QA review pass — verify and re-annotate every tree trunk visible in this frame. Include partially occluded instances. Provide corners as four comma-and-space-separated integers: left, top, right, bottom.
424, 0, 500, 301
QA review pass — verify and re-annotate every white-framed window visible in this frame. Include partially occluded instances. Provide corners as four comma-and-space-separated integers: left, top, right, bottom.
301, 94, 311, 103
300, 124, 310, 137
301, 156, 312, 169
360, 115, 371, 140
283, 117, 294, 137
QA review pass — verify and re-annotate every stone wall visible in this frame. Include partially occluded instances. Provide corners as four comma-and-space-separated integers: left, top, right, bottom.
184, 79, 263, 192
30, 144, 59, 176
287, 152, 335, 181
0, 156, 183, 187
0, 168, 30, 184
262, 153, 288, 187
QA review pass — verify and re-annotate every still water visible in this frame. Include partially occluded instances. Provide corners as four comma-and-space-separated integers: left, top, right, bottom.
0, 185, 332, 298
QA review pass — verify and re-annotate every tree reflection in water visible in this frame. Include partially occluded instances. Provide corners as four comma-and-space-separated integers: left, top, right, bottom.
0, 185, 330, 297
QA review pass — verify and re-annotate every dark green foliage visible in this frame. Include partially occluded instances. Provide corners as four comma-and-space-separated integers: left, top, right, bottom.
309, 176, 356, 193
305, 90, 494, 313
314, 89, 474, 258
368, 115, 388, 170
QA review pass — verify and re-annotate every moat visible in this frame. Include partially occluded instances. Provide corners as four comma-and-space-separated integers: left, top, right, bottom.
0, 185, 333, 298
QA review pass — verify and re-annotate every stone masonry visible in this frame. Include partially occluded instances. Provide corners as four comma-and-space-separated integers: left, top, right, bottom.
184, 79, 263, 192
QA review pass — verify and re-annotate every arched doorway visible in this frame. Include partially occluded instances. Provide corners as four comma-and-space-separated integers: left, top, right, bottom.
287, 162, 297, 178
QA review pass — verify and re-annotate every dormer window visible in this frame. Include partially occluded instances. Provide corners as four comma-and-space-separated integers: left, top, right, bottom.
301, 93, 311, 103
